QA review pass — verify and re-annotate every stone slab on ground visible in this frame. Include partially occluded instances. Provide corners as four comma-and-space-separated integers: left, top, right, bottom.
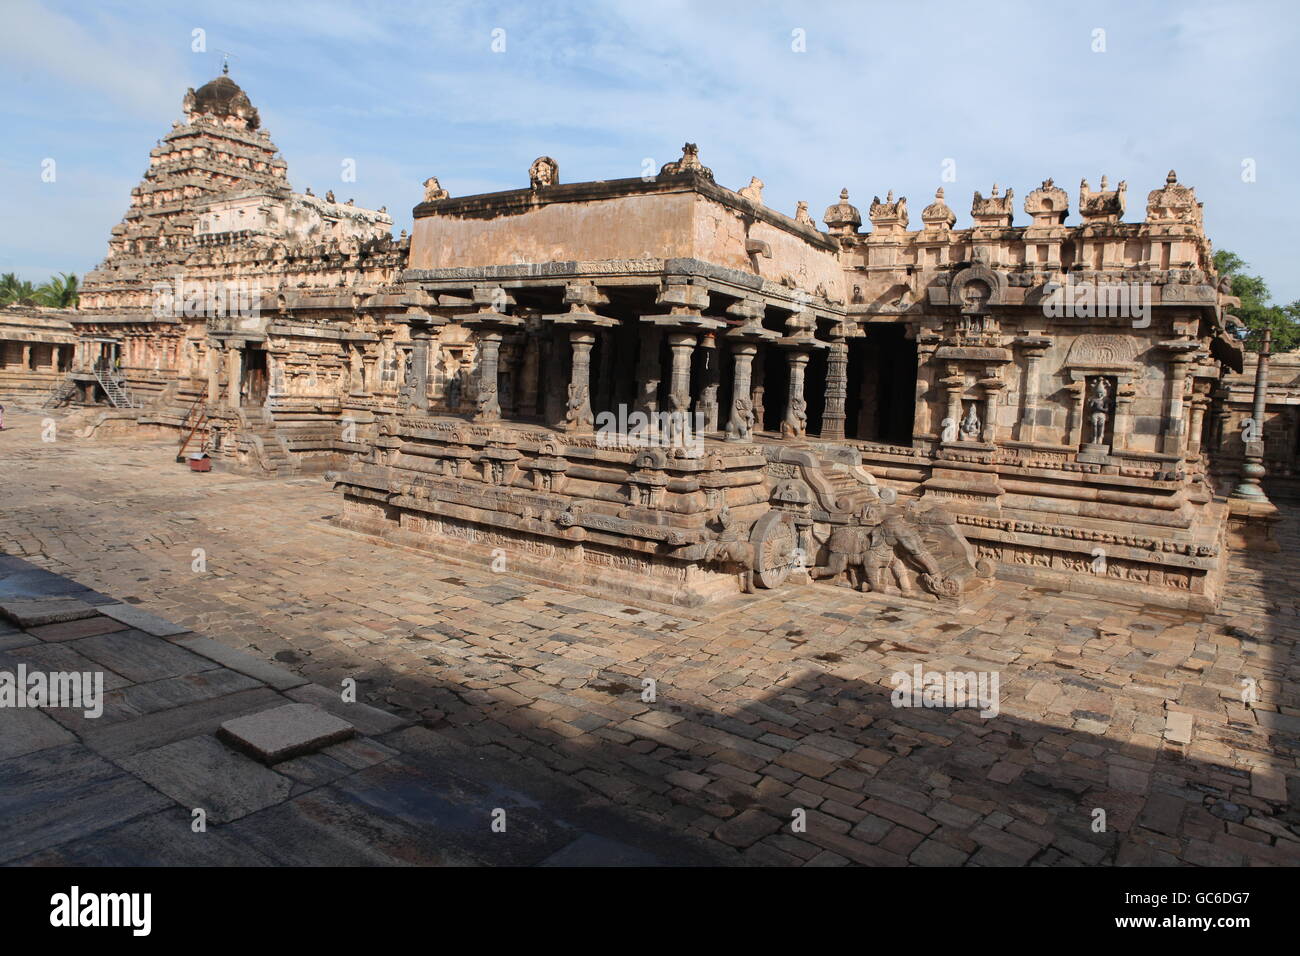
0, 742, 173, 864
286, 682, 408, 735
218, 702, 356, 764
72, 628, 217, 684
98, 601, 191, 637
0, 597, 98, 627
120, 734, 294, 824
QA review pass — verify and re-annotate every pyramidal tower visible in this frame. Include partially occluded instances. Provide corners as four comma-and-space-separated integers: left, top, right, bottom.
81, 65, 289, 311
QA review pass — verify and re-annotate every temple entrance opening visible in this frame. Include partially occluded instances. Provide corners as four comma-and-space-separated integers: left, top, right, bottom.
851, 326, 915, 443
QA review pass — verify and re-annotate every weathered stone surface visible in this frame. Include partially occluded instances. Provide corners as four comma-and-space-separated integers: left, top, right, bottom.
218, 702, 356, 764
28, 615, 130, 642
98, 602, 190, 638
286, 683, 407, 736
120, 734, 293, 824
0, 742, 172, 864
0, 597, 97, 627
171, 633, 307, 690
73, 628, 216, 683
0, 706, 76, 760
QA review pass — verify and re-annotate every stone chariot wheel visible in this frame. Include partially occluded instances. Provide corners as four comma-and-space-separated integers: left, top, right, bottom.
750, 511, 798, 589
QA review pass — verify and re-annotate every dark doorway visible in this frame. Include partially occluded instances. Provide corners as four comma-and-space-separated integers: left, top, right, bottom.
241, 347, 268, 407
851, 325, 916, 444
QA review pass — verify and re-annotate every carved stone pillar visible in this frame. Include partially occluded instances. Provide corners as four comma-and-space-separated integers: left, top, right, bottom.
821, 337, 849, 440
1112, 382, 1135, 453
473, 332, 503, 422
940, 365, 964, 444
1014, 335, 1050, 443
667, 332, 697, 416
634, 326, 661, 416
726, 343, 758, 441
565, 330, 596, 431
361, 351, 377, 396
781, 351, 810, 439
1159, 344, 1197, 456
206, 343, 222, 406
409, 322, 433, 412
224, 344, 241, 408
979, 374, 1004, 444
913, 331, 942, 442
1187, 393, 1209, 460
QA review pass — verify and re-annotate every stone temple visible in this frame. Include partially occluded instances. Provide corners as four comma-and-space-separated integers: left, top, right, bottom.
2, 69, 1277, 614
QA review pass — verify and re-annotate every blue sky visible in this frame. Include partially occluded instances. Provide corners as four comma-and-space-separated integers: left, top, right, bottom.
3, 0, 1298, 301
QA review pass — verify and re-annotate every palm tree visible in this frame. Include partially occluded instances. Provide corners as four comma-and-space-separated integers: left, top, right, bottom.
0, 273, 39, 306
35, 271, 80, 309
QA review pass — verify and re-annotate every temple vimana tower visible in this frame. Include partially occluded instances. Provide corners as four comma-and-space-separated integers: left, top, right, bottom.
4, 69, 1283, 614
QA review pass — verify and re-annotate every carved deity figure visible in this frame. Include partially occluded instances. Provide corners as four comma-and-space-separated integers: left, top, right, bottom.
960, 403, 981, 440
1088, 377, 1112, 444
529, 156, 559, 189
795, 201, 815, 226
739, 177, 764, 203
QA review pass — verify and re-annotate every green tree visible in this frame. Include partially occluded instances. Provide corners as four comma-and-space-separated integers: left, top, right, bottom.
1213, 250, 1300, 352
34, 271, 80, 309
0, 273, 38, 306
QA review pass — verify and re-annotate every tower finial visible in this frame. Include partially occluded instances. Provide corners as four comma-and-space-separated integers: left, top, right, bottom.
222, 54, 229, 75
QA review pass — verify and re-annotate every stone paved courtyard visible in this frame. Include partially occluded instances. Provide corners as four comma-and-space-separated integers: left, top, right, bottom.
4, 405, 1299, 866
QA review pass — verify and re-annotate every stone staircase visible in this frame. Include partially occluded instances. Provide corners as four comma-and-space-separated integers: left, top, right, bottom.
242, 408, 296, 476
41, 375, 77, 409
94, 367, 141, 409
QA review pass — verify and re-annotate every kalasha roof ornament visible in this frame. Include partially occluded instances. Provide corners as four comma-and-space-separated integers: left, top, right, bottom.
181, 67, 261, 130
1145, 169, 1203, 225
823, 188, 861, 235
921, 187, 957, 230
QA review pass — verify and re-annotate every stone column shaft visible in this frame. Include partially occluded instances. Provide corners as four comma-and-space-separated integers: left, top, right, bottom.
409, 325, 432, 412
635, 326, 661, 416
667, 333, 696, 415
726, 344, 758, 442
781, 351, 810, 439
474, 332, 503, 422
225, 345, 241, 408
821, 339, 848, 440
565, 330, 596, 431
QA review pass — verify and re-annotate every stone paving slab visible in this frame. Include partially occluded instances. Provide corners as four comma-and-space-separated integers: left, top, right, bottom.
0, 597, 98, 627
1, 414, 1297, 866
218, 702, 356, 765
171, 633, 308, 690
99, 601, 191, 637
121, 735, 295, 824
0, 743, 173, 864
